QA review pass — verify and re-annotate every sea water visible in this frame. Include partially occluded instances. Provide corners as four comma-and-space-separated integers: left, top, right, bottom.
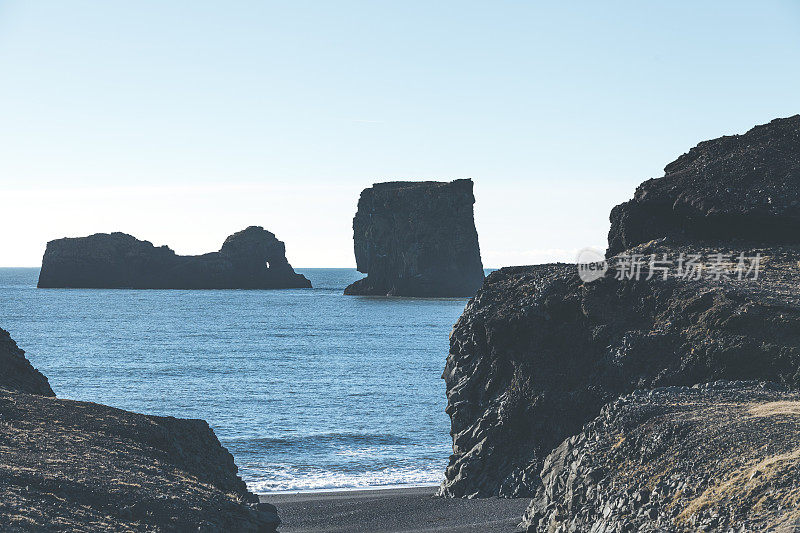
0, 268, 470, 493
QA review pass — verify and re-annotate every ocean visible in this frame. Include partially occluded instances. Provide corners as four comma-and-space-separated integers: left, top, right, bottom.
0, 267, 471, 493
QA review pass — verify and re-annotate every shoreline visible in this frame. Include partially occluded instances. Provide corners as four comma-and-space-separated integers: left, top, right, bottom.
258, 483, 441, 496
261, 486, 529, 533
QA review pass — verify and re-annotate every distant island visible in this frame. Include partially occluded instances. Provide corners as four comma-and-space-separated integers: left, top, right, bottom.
37, 226, 311, 289
344, 179, 485, 297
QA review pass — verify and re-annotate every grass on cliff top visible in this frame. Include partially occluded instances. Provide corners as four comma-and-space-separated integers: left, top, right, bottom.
676, 401, 800, 529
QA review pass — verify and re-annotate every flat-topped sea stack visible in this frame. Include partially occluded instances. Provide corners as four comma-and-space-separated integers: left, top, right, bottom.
344, 179, 484, 297
440, 116, 800, 500
0, 328, 280, 532
38, 226, 311, 289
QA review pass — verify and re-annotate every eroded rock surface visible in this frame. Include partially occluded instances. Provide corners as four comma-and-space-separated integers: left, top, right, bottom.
440, 115, 800, 499
38, 226, 311, 289
0, 327, 54, 396
440, 240, 800, 498
608, 115, 800, 256
523, 381, 800, 532
0, 329, 279, 532
0, 388, 279, 532
344, 179, 484, 297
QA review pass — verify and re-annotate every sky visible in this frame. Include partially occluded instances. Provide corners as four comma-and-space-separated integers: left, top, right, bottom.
1, 1, 799, 268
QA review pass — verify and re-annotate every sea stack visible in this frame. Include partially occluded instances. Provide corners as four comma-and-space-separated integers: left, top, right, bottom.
439, 116, 800, 500
344, 179, 484, 297
38, 226, 311, 289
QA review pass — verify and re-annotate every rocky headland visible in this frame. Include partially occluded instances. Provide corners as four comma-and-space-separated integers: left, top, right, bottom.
439, 112, 800, 530
0, 328, 280, 532
38, 225, 311, 289
344, 179, 485, 297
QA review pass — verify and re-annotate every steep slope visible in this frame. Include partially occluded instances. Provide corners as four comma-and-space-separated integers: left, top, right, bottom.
523, 381, 800, 532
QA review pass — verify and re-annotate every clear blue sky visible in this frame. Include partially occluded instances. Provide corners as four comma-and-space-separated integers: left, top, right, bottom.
1, 1, 798, 267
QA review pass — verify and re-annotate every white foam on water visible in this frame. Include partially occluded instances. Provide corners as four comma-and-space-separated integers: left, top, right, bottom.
245, 465, 444, 494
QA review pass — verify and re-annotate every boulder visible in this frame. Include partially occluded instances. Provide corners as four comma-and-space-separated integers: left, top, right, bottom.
344, 179, 484, 297
38, 226, 311, 289
0, 327, 54, 396
608, 115, 800, 256
523, 381, 800, 532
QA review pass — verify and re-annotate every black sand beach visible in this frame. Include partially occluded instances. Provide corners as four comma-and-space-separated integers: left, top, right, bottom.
262, 486, 529, 533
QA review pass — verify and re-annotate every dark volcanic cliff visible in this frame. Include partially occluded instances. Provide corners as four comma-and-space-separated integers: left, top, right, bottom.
344, 179, 484, 297
608, 115, 800, 256
440, 116, 800, 500
440, 243, 800, 498
0, 327, 54, 396
523, 381, 800, 532
38, 226, 311, 289
0, 329, 279, 532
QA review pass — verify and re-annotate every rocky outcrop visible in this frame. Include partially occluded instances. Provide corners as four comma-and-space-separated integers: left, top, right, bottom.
0, 387, 280, 532
523, 381, 800, 532
440, 116, 800, 499
38, 226, 311, 289
0, 327, 54, 396
608, 115, 800, 256
344, 179, 484, 297
0, 329, 279, 532
440, 242, 800, 498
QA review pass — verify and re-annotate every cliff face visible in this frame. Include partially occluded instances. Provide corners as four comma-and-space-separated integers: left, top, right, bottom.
440, 116, 800, 499
523, 381, 800, 532
344, 179, 484, 297
0, 327, 54, 396
608, 115, 800, 256
0, 329, 280, 532
440, 244, 800, 498
38, 226, 311, 289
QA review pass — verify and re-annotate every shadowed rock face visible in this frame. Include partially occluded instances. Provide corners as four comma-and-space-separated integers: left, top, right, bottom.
344, 179, 484, 297
440, 116, 800, 499
440, 243, 800, 498
608, 115, 800, 256
38, 226, 311, 289
0, 327, 54, 396
0, 329, 280, 532
523, 381, 800, 532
